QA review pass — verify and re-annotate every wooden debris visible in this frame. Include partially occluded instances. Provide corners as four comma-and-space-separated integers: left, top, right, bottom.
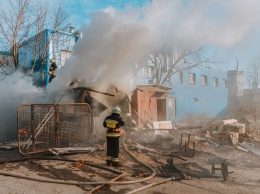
87, 173, 126, 194
49, 147, 97, 155
236, 145, 248, 152
238, 142, 260, 156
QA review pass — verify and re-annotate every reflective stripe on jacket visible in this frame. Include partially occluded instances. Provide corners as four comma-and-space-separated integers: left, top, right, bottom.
106, 128, 122, 137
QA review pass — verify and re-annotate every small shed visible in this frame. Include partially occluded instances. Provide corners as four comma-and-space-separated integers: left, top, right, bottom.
131, 84, 171, 128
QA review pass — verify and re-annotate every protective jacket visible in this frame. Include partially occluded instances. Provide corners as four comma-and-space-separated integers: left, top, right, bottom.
103, 113, 125, 137
48, 62, 57, 83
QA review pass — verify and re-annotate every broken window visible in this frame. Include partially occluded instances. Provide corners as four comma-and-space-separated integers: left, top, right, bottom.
212, 77, 218, 87
200, 75, 208, 86
189, 73, 196, 84
222, 79, 227, 88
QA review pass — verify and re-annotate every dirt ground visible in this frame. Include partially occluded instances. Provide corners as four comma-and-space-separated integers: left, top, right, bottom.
0, 138, 259, 194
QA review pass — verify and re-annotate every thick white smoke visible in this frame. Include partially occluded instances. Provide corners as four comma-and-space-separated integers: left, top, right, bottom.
0, 71, 56, 141
49, 0, 260, 94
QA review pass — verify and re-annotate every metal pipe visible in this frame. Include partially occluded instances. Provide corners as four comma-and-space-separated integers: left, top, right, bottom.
84, 88, 115, 97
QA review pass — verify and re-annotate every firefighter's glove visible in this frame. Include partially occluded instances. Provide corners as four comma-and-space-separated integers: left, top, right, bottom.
116, 128, 123, 134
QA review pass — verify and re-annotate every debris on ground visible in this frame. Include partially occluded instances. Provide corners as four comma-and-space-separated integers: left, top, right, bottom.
49, 147, 97, 155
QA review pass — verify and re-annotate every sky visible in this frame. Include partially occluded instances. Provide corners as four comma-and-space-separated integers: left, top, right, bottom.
62, 0, 260, 74
63, 0, 151, 28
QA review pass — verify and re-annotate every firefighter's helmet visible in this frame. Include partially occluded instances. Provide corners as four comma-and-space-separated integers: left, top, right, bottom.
112, 106, 121, 115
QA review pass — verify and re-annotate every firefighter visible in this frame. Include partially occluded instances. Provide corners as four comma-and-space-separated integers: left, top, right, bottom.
103, 106, 125, 167
48, 58, 57, 83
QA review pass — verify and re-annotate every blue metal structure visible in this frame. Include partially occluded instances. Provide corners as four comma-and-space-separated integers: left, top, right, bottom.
0, 51, 12, 56
136, 63, 228, 121
18, 29, 78, 86
167, 65, 228, 121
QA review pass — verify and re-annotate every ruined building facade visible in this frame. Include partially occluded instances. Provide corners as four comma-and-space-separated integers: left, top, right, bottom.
227, 70, 244, 118
228, 69, 260, 122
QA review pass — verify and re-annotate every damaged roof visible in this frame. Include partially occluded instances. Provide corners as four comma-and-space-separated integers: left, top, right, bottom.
137, 84, 171, 92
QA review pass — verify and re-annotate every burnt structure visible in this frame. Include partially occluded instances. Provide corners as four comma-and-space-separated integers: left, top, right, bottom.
73, 87, 109, 116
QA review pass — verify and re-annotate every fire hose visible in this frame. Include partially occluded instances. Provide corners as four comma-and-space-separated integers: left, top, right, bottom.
0, 148, 156, 186
6, 88, 160, 187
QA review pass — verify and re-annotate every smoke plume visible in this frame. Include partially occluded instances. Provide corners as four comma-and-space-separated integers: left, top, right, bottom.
49, 0, 260, 94
1, 0, 260, 140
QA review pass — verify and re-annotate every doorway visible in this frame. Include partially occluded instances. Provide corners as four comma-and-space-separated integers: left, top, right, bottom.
157, 99, 166, 121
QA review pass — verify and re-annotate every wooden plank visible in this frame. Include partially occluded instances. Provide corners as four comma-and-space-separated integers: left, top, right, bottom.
238, 143, 260, 156
87, 173, 125, 194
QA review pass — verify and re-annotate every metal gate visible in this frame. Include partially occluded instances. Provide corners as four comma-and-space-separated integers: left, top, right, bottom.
17, 103, 93, 155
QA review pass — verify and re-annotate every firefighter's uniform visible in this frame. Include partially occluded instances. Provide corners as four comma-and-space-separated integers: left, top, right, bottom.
103, 108, 125, 167
48, 59, 57, 83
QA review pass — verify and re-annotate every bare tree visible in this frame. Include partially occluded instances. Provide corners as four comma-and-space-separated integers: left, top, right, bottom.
23, 1, 70, 86
30, 1, 69, 73
0, 0, 35, 68
247, 57, 260, 89
0, 0, 69, 79
144, 48, 205, 86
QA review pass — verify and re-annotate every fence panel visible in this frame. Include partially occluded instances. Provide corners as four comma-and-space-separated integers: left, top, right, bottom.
17, 103, 93, 155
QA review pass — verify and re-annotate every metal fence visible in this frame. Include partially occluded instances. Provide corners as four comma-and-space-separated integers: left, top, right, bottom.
17, 103, 93, 155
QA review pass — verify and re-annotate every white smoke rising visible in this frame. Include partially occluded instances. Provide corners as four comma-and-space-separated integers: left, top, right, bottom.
49, 0, 260, 94
0, 71, 57, 141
